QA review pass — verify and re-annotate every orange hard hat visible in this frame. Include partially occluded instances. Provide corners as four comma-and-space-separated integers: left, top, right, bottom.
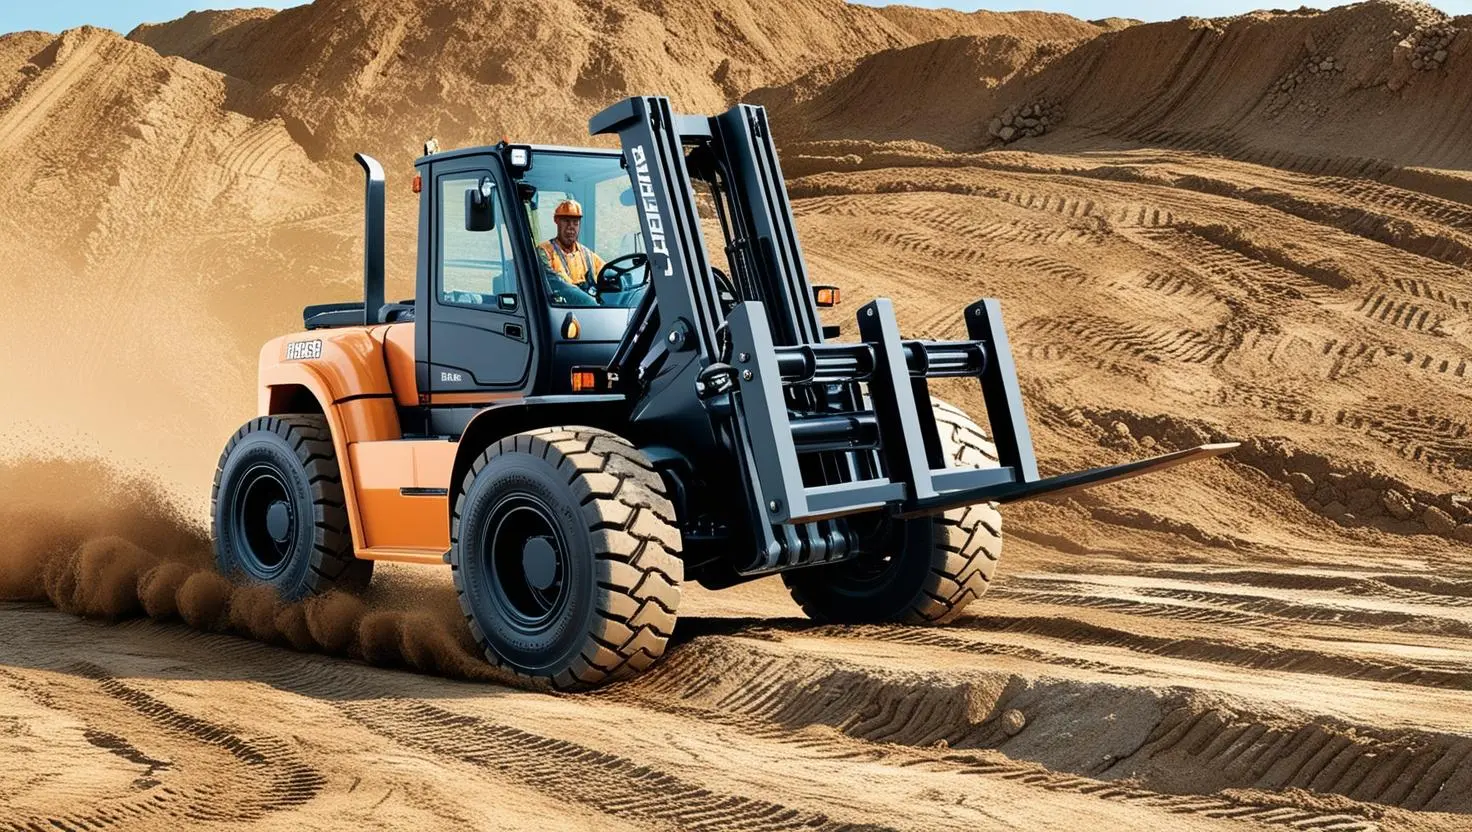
553, 198, 584, 219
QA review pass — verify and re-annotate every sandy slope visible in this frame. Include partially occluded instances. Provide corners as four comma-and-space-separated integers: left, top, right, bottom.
1, 0, 1471, 829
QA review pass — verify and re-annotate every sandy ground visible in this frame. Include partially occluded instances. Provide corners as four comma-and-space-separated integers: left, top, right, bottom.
2, 0, 1471, 829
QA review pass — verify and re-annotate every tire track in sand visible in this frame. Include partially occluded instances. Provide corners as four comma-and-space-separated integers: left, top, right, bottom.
0, 664, 324, 830
605, 639, 1385, 831
336, 698, 894, 832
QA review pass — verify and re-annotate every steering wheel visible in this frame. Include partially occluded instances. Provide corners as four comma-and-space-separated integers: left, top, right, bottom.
595, 252, 649, 294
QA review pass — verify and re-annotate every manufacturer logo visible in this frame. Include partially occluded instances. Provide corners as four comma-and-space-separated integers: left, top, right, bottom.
630, 145, 673, 277
440, 371, 464, 384
285, 340, 322, 361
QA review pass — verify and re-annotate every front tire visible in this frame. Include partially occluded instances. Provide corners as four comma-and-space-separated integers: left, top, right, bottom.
451, 427, 683, 690
783, 398, 1003, 625
211, 415, 372, 600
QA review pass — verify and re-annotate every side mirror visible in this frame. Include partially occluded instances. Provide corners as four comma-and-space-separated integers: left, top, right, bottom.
518, 182, 539, 211
466, 177, 496, 231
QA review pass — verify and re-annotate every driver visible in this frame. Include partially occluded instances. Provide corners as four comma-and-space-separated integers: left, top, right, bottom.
537, 199, 606, 290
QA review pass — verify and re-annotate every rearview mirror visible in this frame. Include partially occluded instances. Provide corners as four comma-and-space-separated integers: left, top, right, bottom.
466, 177, 496, 232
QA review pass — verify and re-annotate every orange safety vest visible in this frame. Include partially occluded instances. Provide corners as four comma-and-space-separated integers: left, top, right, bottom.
538, 239, 603, 285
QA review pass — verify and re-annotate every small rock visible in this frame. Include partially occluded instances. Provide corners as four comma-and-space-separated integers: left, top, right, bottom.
1139, 435, 1157, 450
1434, 49, 1448, 63
1424, 506, 1457, 536
1453, 524, 1472, 544
1314, 486, 1340, 506
933, 738, 949, 750
988, 117, 1002, 137
1287, 471, 1315, 498
1382, 489, 1414, 520
1320, 60, 1334, 71
1413, 58, 1425, 70
1310, 63, 1320, 73
999, 126, 1016, 142
1323, 501, 1348, 520
1111, 421, 1132, 438
1001, 709, 1027, 737
1347, 488, 1379, 512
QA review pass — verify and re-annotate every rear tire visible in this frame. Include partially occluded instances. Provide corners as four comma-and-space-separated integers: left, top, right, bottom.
451, 427, 683, 690
211, 415, 372, 600
783, 398, 1003, 625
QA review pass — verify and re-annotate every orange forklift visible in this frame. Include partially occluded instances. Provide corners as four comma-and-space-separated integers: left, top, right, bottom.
212, 96, 1235, 689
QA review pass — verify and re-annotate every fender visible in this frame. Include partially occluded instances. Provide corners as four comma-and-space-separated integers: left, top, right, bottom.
258, 331, 401, 554
447, 394, 630, 520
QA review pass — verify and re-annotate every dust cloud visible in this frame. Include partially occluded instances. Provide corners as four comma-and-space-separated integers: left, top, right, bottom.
0, 457, 502, 683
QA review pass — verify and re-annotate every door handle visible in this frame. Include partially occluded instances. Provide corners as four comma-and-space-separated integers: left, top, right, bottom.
503, 322, 524, 340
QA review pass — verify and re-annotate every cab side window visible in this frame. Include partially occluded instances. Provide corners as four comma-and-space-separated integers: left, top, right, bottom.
439, 173, 518, 307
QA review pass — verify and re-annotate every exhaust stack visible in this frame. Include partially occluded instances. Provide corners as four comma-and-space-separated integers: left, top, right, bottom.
354, 153, 386, 324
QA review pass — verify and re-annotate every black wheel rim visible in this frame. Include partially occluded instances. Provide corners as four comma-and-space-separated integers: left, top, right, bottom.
233, 463, 296, 579
484, 494, 570, 632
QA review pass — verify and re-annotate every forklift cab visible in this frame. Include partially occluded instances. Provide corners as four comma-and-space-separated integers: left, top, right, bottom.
413, 145, 650, 401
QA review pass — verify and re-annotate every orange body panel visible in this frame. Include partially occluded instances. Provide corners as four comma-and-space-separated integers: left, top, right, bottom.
429, 391, 521, 406
260, 328, 393, 400
349, 440, 455, 553
379, 323, 420, 407
258, 327, 407, 556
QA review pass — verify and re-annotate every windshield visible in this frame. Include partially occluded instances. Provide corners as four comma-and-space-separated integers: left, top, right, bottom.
521, 151, 647, 309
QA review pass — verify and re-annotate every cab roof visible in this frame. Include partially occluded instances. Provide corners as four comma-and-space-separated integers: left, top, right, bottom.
415, 143, 622, 167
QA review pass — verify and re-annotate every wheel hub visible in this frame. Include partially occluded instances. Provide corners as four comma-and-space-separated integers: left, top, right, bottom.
486, 498, 570, 630
265, 501, 292, 543
233, 464, 295, 577
522, 537, 558, 592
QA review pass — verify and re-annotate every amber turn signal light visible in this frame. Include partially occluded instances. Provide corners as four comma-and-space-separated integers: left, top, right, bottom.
562, 313, 581, 339
571, 370, 598, 392
814, 285, 841, 307
412, 174, 422, 194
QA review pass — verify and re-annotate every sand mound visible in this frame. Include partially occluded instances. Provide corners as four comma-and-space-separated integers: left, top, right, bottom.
1006, 1, 1472, 169
127, 8, 278, 60
121, 0, 1102, 163
753, 34, 1080, 146
769, 0, 1472, 175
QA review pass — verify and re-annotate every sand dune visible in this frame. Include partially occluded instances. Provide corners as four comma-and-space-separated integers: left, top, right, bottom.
1, 0, 1470, 829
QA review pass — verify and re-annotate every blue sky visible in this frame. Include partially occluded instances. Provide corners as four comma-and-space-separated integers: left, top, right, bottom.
1, 0, 1467, 35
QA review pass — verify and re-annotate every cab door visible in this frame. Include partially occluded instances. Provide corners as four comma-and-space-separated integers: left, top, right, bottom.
429, 160, 533, 394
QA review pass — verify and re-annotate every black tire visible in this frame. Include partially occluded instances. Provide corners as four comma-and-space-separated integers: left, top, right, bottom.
211, 415, 372, 600
783, 398, 1003, 625
451, 427, 683, 690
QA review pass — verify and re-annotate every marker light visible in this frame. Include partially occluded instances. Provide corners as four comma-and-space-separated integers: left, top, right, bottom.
562, 313, 580, 339
814, 286, 841, 307
509, 147, 529, 167
571, 370, 598, 392
412, 174, 422, 194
